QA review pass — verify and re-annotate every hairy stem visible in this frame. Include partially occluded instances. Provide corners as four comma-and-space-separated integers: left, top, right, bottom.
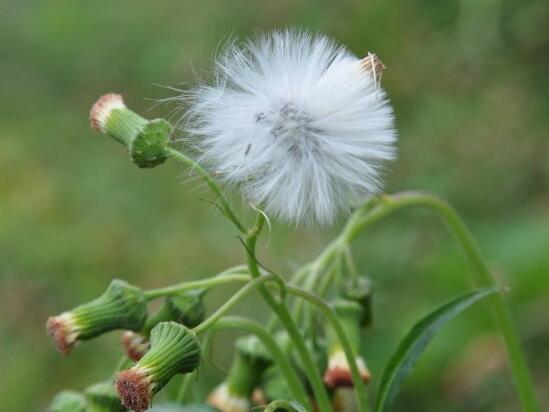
192, 274, 276, 334
246, 213, 333, 412
144, 273, 251, 300
165, 147, 246, 233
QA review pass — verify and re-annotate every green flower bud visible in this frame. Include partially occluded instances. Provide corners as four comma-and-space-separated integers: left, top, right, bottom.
341, 277, 374, 327
47, 279, 147, 354
165, 292, 207, 329
89, 94, 172, 168
288, 336, 327, 383
207, 383, 250, 412
49, 390, 86, 412
121, 293, 206, 361
85, 382, 126, 412
231, 335, 273, 393
323, 299, 370, 389
261, 366, 293, 402
116, 322, 200, 412
121, 331, 150, 362
208, 335, 273, 412
121, 301, 176, 361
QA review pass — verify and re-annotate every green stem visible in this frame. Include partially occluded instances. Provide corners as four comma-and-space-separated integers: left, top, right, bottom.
211, 316, 310, 408
144, 274, 251, 300
287, 286, 370, 412
192, 274, 276, 334
341, 191, 538, 412
165, 147, 246, 233
245, 214, 333, 412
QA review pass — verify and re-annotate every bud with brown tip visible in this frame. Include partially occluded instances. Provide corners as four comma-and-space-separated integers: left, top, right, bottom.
121, 292, 206, 361
208, 335, 273, 412
323, 299, 371, 389
89, 93, 172, 168
47, 279, 147, 354
116, 322, 200, 412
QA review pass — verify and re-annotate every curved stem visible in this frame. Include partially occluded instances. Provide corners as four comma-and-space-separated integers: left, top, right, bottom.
211, 316, 310, 408
287, 286, 370, 412
165, 147, 246, 233
245, 213, 333, 412
339, 191, 538, 411
192, 274, 276, 334
144, 273, 251, 300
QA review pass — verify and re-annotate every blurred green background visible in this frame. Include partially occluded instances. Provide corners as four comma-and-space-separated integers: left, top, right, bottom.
1, 0, 548, 411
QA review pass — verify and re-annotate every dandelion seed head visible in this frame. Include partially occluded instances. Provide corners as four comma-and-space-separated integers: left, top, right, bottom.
182, 30, 397, 225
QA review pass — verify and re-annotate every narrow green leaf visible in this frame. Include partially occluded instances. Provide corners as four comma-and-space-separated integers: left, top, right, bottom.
376, 287, 498, 412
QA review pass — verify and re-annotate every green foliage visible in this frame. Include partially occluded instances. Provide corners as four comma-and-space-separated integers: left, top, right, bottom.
376, 287, 498, 412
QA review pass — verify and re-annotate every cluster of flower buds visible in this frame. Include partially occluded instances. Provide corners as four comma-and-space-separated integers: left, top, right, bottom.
89, 94, 172, 168
116, 321, 201, 412
46, 279, 148, 354
323, 298, 371, 389
121, 291, 206, 361
208, 335, 273, 412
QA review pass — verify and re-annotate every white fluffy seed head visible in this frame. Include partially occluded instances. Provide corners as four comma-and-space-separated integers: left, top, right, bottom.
182, 30, 397, 226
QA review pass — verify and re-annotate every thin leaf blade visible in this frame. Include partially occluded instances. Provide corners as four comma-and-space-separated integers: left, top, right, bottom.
376, 287, 498, 412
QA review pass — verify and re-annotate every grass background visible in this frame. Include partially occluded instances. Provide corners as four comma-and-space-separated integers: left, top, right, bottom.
0, 0, 548, 410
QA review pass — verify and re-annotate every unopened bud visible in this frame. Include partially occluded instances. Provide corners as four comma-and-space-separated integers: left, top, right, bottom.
116, 322, 200, 412
261, 366, 292, 403
207, 383, 249, 412
47, 279, 147, 354
49, 390, 86, 412
85, 382, 126, 412
121, 293, 206, 361
342, 277, 374, 327
323, 299, 371, 389
121, 331, 150, 362
207, 335, 273, 412
324, 348, 370, 389
121, 300, 174, 361
89, 93, 172, 168
165, 291, 206, 328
